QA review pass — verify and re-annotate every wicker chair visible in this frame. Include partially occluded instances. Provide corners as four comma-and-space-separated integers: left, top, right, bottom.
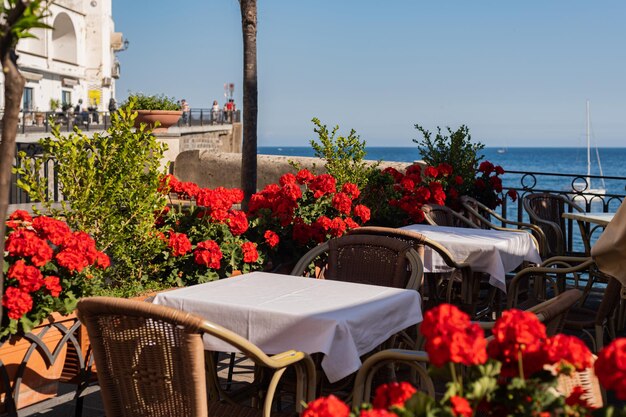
421, 204, 480, 229
290, 234, 424, 291
76, 297, 316, 417
507, 257, 619, 352
351, 348, 603, 409
345, 227, 494, 318
523, 193, 590, 257
460, 195, 546, 257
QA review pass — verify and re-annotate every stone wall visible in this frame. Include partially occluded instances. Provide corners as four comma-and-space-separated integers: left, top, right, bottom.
174, 150, 423, 190
156, 123, 241, 169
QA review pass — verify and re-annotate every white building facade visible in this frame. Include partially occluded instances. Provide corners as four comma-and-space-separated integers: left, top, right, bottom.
5, 0, 123, 113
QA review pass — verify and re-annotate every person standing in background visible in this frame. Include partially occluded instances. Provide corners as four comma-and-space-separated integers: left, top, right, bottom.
211, 100, 220, 124
108, 98, 117, 113
181, 99, 190, 124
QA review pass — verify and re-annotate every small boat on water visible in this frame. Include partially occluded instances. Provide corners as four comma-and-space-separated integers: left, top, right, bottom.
571, 100, 606, 203
497, 148, 507, 154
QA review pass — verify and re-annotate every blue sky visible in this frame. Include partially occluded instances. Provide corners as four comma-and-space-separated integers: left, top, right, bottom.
112, 1, 626, 147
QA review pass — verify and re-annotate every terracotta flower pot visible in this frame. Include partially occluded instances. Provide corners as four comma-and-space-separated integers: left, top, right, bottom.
0, 312, 77, 412
134, 110, 182, 133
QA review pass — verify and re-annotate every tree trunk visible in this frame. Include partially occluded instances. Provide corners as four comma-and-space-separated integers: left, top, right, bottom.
240, 0, 258, 209
0, 13, 27, 320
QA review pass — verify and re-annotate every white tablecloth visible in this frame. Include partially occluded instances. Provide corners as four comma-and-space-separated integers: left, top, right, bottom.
153, 272, 422, 383
401, 224, 542, 292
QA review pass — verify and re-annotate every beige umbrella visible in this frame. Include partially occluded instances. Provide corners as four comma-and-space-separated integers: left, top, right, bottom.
591, 200, 626, 293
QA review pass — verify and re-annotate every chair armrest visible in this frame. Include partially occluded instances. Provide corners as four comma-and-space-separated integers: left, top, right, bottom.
352, 349, 433, 406
290, 242, 330, 276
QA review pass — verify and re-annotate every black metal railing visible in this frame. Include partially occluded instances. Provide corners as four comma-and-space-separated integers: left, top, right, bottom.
2, 108, 241, 134
176, 109, 240, 128
499, 170, 626, 254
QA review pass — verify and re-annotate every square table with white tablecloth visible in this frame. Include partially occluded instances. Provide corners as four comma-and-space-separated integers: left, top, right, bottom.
400, 224, 542, 292
153, 272, 422, 383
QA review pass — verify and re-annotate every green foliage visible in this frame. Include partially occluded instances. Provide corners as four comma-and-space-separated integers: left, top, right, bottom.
49, 98, 60, 111
14, 103, 169, 295
0, 1, 50, 46
309, 117, 378, 188
413, 124, 484, 196
121, 93, 181, 111
358, 169, 405, 227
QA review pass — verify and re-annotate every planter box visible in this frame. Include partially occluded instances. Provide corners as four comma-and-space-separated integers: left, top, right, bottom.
134, 110, 182, 133
0, 312, 79, 413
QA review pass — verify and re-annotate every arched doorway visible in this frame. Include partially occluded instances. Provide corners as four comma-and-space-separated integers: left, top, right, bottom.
51, 12, 77, 64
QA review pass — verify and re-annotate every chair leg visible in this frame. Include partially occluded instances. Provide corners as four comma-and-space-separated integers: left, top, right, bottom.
226, 352, 236, 390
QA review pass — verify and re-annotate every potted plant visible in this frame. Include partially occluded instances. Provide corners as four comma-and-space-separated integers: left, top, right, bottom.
1, 210, 109, 410
49, 98, 60, 112
121, 93, 182, 133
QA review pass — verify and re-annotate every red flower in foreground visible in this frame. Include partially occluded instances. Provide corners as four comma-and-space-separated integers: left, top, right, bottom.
264, 230, 279, 248
421, 304, 487, 367
487, 309, 547, 377
545, 334, 592, 371
302, 395, 350, 417
450, 396, 473, 417
2, 287, 33, 320
168, 232, 192, 257
565, 385, 597, 409
296, 169, 315, 185
595, 338, 626, 400
372, 382, 416, 409
332, 192, 352, 214
341, 182, 360, 199
241, 242, 259, 263
507, 189, 518, 202
359, 410, 397, 417
227, 210, 249, 236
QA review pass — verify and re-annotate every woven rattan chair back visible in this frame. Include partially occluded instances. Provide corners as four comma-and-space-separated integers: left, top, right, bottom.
77, 297, 209, 417
326, 234, 416, 288
421, 204, 479, 229
523, 193, 584, 257
459, 196, 493, 229
291, 234, 423, 290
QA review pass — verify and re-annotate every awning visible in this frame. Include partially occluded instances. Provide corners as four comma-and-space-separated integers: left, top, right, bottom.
62, 77, 79, 87
21, 70, 43, 81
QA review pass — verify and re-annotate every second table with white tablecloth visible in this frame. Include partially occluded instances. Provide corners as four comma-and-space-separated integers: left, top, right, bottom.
153, 272, 423, 383
400, 224, 542, 292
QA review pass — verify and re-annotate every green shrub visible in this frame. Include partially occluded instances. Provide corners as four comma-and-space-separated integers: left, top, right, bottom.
309, 117, 378, 189
15, 103, 170, 295
413, 124, 484, 197
121, 93, 181, 111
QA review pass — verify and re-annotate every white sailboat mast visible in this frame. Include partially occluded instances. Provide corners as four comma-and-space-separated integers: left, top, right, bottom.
586, 100, 591, 188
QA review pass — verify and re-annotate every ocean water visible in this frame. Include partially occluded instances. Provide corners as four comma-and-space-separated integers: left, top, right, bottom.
259, 146, 626, 210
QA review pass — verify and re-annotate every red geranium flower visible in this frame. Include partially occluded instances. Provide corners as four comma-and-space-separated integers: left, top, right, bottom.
424, 166, 439, 178
450, 396, 473, 417
44, 276, 62, 297
359, 410, 397, 417
193, 240, 223, 269
279, 172, 297, 185
341, 182, 360, 199
332, 192, 352, 215
8, 260, 44, 292
478, 161, 494, 174
32, 216, 71, 245
227, 210, 249, 236
545, 334, 592, 371
167, 232, 192, 257
2, 287, 33, 320
309, 174, 337, 198
382, 167, 404, 182
421, 304, 487, 367
264, 230, 279, 248
354, 205, 371, 223
302, 395, 350, 417
329, 217, 347, 237
437, 163, 453, 177
372, 382, 416, 409
6, 210, 32, 229
595, 338, 626, 400
507, 189, 518, 202
487, 309, 548, 377
241, 241, 259, 263
296, 169, 315, 185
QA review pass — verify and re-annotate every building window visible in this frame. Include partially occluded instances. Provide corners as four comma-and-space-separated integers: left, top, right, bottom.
62, 90, 72, 108
23, 87, 33, 111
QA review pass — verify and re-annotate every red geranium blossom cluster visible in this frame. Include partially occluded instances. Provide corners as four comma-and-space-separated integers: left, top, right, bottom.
378, 163, 456, 224
303, 304, 626, 417
247, 170, 370, 264
155, 176, 264, 285
2, 210, 109, 336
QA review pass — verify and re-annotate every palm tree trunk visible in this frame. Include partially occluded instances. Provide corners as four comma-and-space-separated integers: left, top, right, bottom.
240, 0, 258, 209
0, 2, 28, 320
